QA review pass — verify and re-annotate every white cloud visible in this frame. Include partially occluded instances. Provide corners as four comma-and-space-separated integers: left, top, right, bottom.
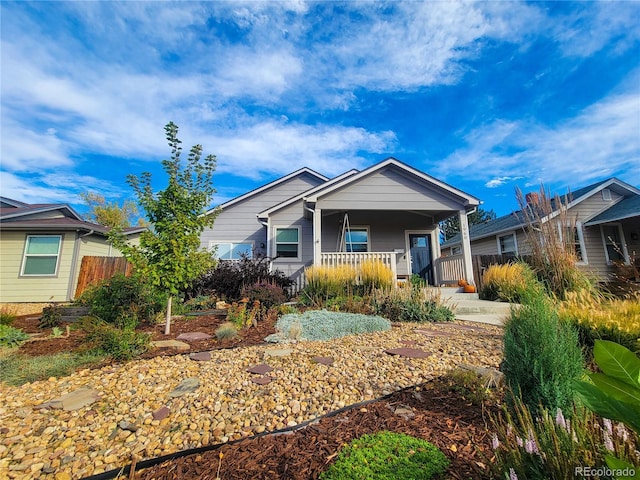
485, 176, 523, 188
437, 81, 640, 188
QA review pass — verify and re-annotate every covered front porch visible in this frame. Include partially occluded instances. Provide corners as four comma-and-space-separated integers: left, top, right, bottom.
311, 209, 473, 286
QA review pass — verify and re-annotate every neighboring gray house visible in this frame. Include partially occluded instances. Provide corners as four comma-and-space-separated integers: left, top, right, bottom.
201, 158, 480, 288
441, 178, 640, 282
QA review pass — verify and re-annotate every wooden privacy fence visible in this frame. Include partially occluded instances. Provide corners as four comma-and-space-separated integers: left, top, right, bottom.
75, 256, 132, 298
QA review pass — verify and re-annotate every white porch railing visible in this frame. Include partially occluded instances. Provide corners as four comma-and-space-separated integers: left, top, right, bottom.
320, 252, 398, 280
434, 254, 465, 285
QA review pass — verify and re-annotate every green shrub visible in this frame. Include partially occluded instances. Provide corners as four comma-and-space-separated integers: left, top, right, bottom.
266, 310, 391, 343
241, 282, 286, 309
182, 295, 218, 312
491, 396, 639, 480
215, 322, 238, 340
320, 431, 449, 480
0, 325, 29, 347
81, 318, 150, 361
39, 303, 62, 329
325, 295, 375, 315
440, 369, 496, 406
0, 307, 17, 326
78, 274, 166, 328
372, 285, 454, 323
502, 293, 584, 414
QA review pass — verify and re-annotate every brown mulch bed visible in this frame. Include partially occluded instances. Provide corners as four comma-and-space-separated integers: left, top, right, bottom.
12, 313, 276, 359
132, 380, 498, 480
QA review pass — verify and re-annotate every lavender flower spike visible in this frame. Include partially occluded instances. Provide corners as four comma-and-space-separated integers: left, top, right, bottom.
555, 408, 567, 431
509, 468, 519, 480
491, 433, 500, 450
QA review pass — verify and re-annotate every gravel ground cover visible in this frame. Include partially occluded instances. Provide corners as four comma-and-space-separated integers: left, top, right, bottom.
0, 321, 502, 479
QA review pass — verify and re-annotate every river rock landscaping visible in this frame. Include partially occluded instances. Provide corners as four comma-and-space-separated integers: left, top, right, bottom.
0, 318, 503, 479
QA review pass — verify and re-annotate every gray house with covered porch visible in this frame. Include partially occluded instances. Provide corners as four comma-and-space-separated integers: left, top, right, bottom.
200, 158, 480, 289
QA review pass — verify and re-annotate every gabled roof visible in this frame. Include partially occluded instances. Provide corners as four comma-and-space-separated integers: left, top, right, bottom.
0, 196, 29, 208
257, 169, 359, 218
304, 157, 481, 206
442, 177, 640, 246
206, 167, 329, 214
585, 195, 640, 225
0, 197, 145, 236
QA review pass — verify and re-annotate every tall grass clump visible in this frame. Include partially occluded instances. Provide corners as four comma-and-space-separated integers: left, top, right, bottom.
502, 291, 584, 415
359, 260, 394, 290
0, 306, 17, 326
480, 262, 539, 303
559, 289, 640, 354
491, 396, 639, 479
302, 264, 358, 305
516, 186, 596, 299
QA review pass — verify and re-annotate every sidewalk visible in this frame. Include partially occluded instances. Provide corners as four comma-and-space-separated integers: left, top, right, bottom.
439, 287, 514, 326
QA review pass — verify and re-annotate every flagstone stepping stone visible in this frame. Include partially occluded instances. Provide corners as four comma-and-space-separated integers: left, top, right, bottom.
250, 376, 273, 385
169, 377, 200, 397
152, 406, 170, 421
385, 348, 432, 359
37, 388, 100, 411
264, 348, 293, 358
312, 356, 334, 365
190, 351, 212, 361
151, 340, 190, 351
247, 364, 273, 375
177, 332, 213, 341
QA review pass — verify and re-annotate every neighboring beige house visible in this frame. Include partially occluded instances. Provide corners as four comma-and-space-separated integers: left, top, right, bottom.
442, 178, 640, 282
0, 197, 144, 303
201, 158, 481, 289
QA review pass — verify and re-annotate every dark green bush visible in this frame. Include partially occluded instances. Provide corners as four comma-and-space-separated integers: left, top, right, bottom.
185, 254, 293, 302
320, 431, 449, 480
39, 303, 62, 329
502, 293, 584, 415
81, 317, 150, 360
78, 274, 166, 328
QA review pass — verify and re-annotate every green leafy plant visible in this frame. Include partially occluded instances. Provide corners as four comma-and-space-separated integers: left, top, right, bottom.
50, 327, 64, 338
39, 303, 63, 329
215, 322, 238, 340
320, 431, 449, 480
81, 318, 150, 361
502, 292, 584, 415
574, 340, 640, 435
78, 274, 166, 329
0, 325, 29, 347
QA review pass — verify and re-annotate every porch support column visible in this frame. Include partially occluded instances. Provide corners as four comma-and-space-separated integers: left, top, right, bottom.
313, 207, 322, 265
458, 210, 475, 285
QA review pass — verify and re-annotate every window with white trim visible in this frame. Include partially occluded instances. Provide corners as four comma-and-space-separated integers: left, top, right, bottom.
557, 223, 587, 264
21, 235, 62, 276
345, 227, 369, 253
497, 233, 517, 255
601, 225, 625, 264
209, 242, 253, 260
274, 227, 300, 259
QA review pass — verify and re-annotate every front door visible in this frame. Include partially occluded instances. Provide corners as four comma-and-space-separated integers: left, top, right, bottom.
408, 233, 433, 284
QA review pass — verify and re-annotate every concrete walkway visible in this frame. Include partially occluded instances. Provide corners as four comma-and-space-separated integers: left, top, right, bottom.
439, 287, 514, 326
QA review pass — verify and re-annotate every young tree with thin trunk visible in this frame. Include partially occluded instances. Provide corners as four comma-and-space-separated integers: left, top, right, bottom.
109, 122, 219, 334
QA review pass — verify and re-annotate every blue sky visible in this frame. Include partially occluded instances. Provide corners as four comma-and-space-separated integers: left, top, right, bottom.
1, 1, 639, 218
